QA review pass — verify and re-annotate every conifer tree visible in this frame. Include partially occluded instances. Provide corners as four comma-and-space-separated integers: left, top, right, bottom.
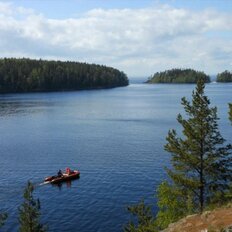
18, 182, 47, 232
164, 80, 232, 213
124, 200, 157, 232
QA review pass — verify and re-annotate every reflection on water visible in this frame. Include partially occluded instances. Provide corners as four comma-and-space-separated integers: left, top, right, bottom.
0, 98, 55, 117
52, 178, 80, 190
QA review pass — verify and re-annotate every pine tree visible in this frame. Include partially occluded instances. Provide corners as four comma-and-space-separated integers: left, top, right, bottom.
164, 80, 232, 213
124, 200, 157, 232
18, 182, 47, 232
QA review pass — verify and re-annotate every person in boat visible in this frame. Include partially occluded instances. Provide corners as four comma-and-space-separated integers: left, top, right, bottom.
57, 169, 63, 177
66, 167, 71, 175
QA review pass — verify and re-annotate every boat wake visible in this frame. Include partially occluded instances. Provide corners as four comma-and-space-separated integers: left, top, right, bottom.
38, 181, 50, 186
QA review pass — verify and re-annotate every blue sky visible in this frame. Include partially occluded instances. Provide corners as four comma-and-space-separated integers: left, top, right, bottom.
10, 0, 232, 18
0, 0, 232, 76
7, 0, 232, 19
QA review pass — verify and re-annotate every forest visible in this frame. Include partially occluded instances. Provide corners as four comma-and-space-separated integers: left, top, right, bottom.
146, 68, 210, 83
217, 70, 232, 82
0, 58, 128, 93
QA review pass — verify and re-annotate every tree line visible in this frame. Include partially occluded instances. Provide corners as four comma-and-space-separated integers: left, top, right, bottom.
147, 68, 232, 83
146, 69, 210, 83
0, 58, 128, 93
216, 70, 232, 82
125, 80, 232, 232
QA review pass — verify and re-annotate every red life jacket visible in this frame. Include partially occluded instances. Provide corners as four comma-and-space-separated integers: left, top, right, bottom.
66, 167, 71, 174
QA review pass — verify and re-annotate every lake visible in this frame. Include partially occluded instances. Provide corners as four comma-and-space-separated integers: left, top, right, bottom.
0, 81, 231, 232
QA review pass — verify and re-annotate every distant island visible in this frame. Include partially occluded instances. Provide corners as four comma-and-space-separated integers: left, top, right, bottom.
0, 58, 128, 93
146, 68, 210, 84
216, 70, 232, 82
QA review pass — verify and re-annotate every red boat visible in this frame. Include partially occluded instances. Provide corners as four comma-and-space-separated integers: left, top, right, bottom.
44, 170, 80, 184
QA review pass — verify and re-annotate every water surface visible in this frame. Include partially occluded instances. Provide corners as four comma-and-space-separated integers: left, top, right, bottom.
0, 82, 231, 232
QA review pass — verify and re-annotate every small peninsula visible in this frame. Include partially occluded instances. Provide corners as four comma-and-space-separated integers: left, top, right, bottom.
146, 68, 210, 84
216, 70, 232, 82
0, 58, 128, 93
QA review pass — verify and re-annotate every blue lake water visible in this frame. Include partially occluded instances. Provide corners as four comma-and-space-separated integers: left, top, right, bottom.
0, 81, 231, 232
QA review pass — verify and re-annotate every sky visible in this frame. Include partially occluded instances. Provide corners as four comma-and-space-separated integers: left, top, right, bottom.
0, 0, 232, 77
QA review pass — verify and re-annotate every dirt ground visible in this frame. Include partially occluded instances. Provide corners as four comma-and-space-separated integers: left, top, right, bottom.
162, 207, 232, 232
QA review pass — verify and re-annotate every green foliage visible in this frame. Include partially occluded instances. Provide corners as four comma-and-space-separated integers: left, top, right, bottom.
124, 200, 157, 232
207, 188, 232, 210
217, 71, 232, 82
18, 181, 47, 232
229, 103, 232, 123
147, 68, 210, 84
0, 212, 7, 228
155, 181, 193, 230
0, 58, 128, 93
164, 80, 232, 214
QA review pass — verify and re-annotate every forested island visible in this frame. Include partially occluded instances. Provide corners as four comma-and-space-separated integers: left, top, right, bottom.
216, 70, 232, 82
0, 58, 128, 93
146, 68, 210, 84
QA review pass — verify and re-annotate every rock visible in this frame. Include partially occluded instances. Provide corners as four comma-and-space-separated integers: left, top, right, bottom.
161, 206, 232, 232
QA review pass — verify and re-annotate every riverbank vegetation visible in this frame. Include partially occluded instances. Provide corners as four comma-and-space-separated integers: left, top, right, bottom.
217, 70, 232, 82
125, 80, 232, 232
146, 68, 210, 84
0, 58, 128, 93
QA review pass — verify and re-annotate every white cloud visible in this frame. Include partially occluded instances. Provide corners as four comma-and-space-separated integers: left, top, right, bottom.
0, 2, 232, 76
0, 2, 13, 15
